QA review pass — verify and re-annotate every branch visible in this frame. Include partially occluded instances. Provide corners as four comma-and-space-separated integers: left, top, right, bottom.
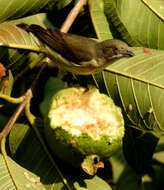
0, 62, 47, 139
0, 89, 32, 139
60, 0, 87, 33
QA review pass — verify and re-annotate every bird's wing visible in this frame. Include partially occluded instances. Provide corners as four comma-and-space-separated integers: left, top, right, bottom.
48, 29, 97, 63
17, 23, 97, 64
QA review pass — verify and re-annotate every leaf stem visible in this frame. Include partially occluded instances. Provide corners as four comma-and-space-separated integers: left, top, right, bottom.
0, 93, 24, 104
0, 137, 6, 154
25, 104, 72, 190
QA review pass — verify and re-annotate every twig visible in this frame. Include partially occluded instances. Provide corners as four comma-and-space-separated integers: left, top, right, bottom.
30, 62, 47, 93
0, 89, 32, 139
60, 0, 87, 33
0, 63, 47, 139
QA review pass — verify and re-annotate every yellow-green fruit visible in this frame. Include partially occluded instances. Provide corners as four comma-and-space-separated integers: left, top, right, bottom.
44, 86, 124, 175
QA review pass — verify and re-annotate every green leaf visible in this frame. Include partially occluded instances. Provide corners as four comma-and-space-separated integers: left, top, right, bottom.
116, 165, 142, 190
9, 123, 30, 157
0, 22, 41, 51
88, 0, 113, 40
116, 163, 157, 190
74, 176, 112, 190
152, 164, 164, 186
0, 13, 54, 52
115, 0, 164, 49
153, 135, 164, 164
0, 14, 52, 76
109, 148, 126, 183
142, 0, 164, 20
1, 154, 47, 190
55, 0, 72, 10
103, 0, 139, 46
9, 122, 112, 190
40, 77, 67, 116
0, 0, 55, 23
142, 174, 157, 190
9, 123, 69, 190
92, 47, 164, 135
123, 127, 158, 174
0, 138, 46, 190
0, 154, 46, 190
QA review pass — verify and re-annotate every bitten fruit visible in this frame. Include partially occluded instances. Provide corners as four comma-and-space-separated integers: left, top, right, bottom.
44, 86, 124, 175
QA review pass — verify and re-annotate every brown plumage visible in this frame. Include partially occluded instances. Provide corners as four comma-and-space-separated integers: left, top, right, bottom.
17, 23, 134, 74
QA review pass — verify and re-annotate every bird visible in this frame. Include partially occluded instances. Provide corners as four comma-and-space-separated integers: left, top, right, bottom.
17, 23, 134, 75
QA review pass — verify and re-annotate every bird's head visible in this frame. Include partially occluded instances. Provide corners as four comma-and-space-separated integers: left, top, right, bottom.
97, 39, 134, 61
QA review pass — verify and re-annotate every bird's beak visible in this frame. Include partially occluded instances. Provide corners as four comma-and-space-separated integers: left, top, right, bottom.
121, 50, 134, 57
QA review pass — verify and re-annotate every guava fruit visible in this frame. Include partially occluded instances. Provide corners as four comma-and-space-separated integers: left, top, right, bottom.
44, 86, 124, 175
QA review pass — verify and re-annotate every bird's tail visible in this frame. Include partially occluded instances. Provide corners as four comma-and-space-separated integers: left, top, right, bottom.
16, 23, 31, 32
17, 23, 66, 55
17, 23, 51, 38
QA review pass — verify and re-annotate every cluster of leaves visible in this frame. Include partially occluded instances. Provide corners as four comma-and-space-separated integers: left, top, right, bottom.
0, 0, 164, 190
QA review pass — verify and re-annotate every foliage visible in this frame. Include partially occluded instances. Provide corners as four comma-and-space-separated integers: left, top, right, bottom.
0, 0, 164, 189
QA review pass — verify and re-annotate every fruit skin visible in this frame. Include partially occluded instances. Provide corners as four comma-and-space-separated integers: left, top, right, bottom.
44, 86, 124, 169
